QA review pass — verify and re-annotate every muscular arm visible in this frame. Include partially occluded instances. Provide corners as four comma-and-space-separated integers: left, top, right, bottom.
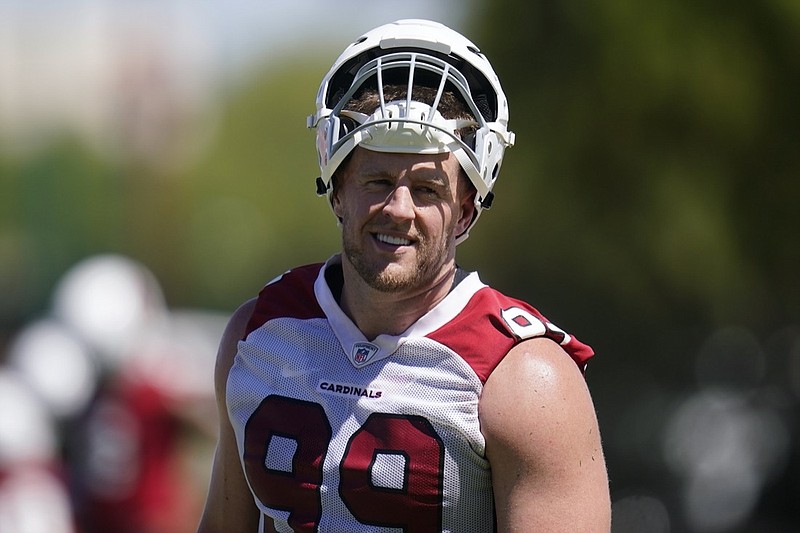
197, 299, 261, 533
480, 337, 611, 532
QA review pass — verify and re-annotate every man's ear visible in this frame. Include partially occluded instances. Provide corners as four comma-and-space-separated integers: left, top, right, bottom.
331, 193, 343, 219
330, 176, 344, 221
455, 186, 477, 236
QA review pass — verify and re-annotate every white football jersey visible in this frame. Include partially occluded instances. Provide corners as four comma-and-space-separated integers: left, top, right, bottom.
227, 255, 593, 533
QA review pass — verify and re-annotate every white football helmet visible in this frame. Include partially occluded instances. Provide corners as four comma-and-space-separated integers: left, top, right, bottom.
308, 19, 515, 243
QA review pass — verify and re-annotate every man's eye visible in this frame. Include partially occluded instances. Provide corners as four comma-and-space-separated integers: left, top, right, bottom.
416, 185, 442, 196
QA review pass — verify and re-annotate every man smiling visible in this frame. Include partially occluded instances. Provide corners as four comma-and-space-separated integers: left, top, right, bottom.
334, 147, 471, 338
198, 19, 611, 532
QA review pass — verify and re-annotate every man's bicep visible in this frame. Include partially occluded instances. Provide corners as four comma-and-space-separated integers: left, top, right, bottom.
197, 418, 260, 532
479, 337, 611, 532
197, 299, 261, 532
213, 298, 257, 401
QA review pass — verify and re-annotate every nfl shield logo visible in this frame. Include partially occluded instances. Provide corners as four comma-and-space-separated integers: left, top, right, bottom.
351, 342, 379, 366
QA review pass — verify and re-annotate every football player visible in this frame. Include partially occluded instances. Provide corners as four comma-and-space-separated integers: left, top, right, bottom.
198, 19, 610, 532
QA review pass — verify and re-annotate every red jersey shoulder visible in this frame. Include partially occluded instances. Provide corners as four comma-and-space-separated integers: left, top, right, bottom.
244, 263, 325, 337
427, 286, 594, 383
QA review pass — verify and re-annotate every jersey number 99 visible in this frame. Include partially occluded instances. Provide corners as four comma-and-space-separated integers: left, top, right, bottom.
243, 395, 445, 532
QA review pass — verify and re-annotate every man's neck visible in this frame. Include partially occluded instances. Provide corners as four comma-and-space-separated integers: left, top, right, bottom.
335, 258, 457, 341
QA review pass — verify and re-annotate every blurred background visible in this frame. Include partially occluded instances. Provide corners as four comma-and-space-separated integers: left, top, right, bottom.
0, 1, 798, 531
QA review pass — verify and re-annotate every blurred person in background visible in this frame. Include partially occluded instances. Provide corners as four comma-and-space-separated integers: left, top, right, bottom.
6, 255, 219, 533
0, 369, 75, 533
198, 19, 610, 532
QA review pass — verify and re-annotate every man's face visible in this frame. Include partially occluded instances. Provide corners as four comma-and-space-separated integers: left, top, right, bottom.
332, 146, 475, 294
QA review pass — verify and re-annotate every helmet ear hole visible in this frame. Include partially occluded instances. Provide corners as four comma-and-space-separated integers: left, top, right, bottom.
461, 130, 476, 150
339, 116, 358, 138
315, 177, 328, 196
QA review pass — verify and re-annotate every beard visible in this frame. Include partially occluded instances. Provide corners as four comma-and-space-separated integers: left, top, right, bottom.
342, 222, 456, 293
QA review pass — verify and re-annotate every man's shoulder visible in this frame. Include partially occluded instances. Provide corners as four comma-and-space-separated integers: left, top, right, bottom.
429, 281, 594, 381
449, 280, 547, 335
262, 262, 325, 292
245, 262, 327, 337
425, 282, 527, 383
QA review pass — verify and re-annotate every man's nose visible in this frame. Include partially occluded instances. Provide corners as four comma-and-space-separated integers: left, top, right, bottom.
382, 186, 415, 221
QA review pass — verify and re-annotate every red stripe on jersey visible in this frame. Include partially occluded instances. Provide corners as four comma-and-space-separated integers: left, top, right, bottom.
427, 287, 594, 384
244, 263, 326, 338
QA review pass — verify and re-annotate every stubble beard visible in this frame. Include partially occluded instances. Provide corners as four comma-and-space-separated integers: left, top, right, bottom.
342, 224, 456, 294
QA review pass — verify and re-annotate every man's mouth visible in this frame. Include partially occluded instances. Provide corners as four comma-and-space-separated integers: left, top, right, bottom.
374, 233, 413, 246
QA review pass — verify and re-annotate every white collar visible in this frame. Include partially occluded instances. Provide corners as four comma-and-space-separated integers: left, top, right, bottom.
313, 254, 486, 368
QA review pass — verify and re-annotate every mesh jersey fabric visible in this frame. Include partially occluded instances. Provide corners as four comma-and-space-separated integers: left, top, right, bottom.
227, 255, 594, 532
